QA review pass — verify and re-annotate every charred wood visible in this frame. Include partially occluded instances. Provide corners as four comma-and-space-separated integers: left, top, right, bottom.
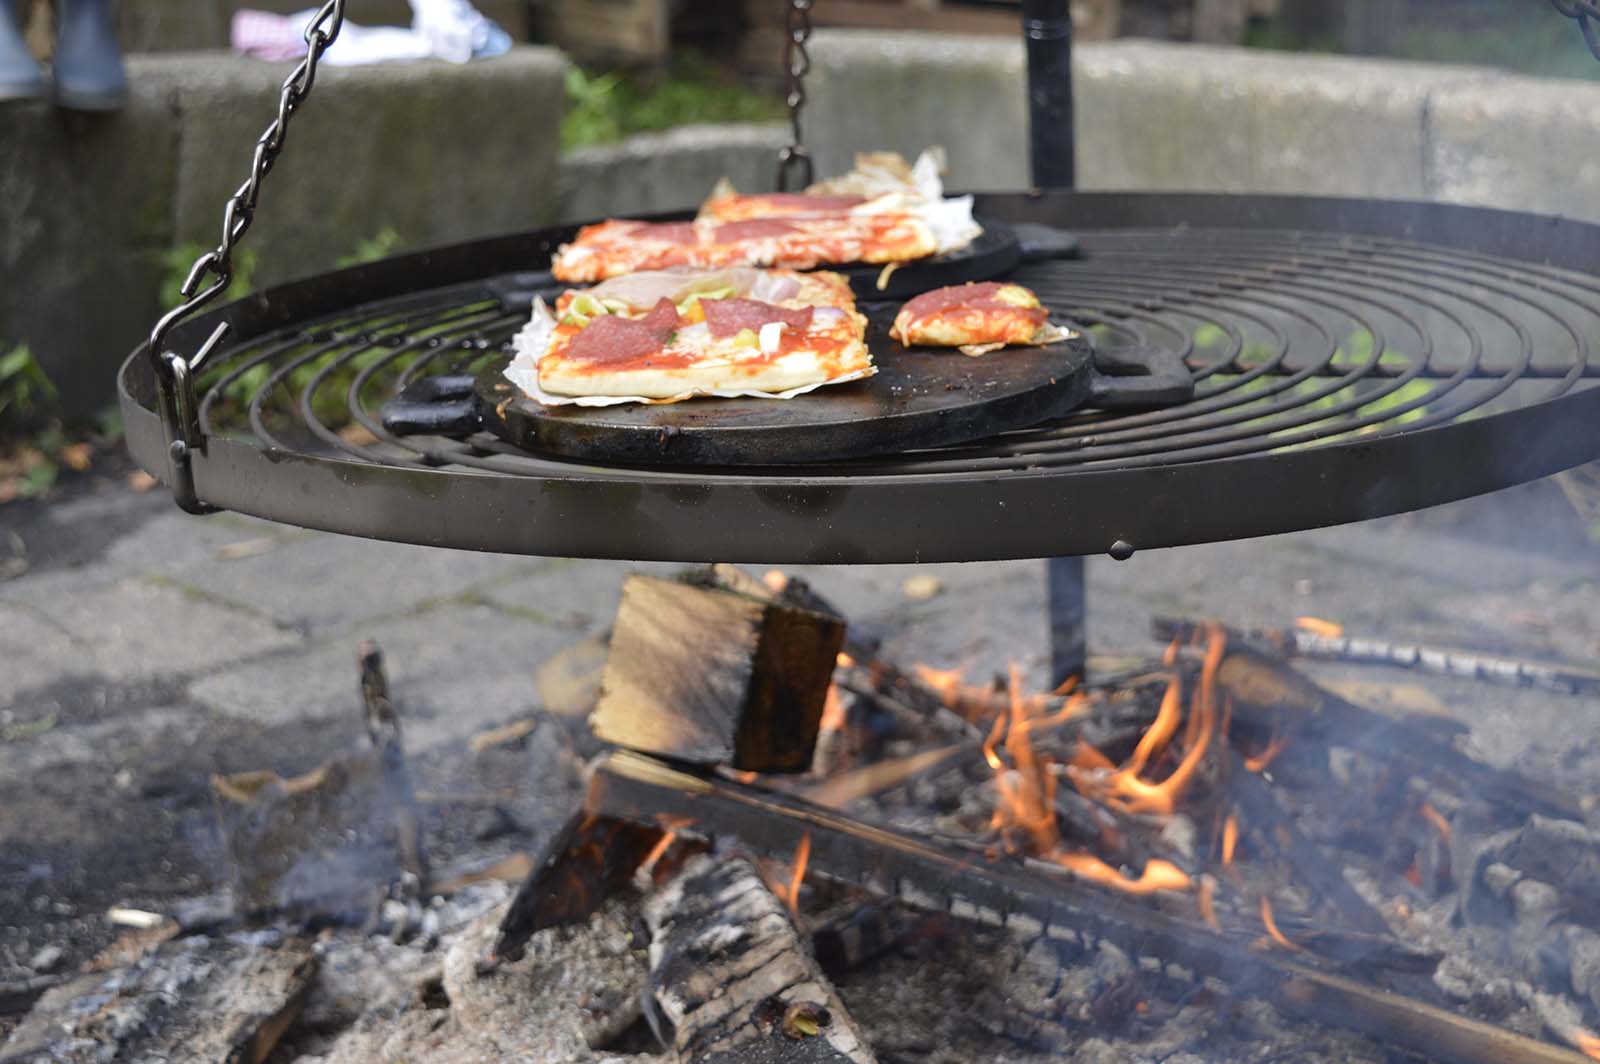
1155, 615, 1600, 699
643, 852, 877, 1063
591, 574, 846, 773
594, 750, 1594, 1064
494, 809, 696, 964
0, 938, 315, 1064
1177, 636, 1585, 823
1223, 748, 1391, 938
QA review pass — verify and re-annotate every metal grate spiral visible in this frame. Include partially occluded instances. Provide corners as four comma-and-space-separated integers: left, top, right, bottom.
119, 193, 1600, 563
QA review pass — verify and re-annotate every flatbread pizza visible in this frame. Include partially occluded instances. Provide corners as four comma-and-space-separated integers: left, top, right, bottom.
891, 282, 1075, 356
551, 214, 940, 284
507, 267, 873, 405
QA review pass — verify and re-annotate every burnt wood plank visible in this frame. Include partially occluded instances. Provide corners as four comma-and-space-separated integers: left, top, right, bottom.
644, 853, 877, 1063
591, 574, 846, 773
594, 750, 1593, 1064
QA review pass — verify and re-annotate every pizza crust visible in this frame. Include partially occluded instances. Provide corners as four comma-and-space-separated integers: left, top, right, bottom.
506, 269, 875, 406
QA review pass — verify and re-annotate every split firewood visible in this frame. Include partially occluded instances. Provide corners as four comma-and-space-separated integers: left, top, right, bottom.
0, 938, 315, 1064
643, 852, 877, 1063
590, 573, 846, 773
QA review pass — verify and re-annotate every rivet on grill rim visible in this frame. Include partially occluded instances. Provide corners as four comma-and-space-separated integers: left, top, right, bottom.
1109, 540, 1135, 561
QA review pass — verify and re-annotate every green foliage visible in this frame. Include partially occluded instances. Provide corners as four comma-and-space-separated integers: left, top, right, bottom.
337, 226, 402, 268
561, 52, 785, 151
160, 244, 260, 312
0, 346, 58, 427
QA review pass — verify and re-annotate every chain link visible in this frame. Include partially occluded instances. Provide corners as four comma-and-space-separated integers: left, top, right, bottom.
147, 0, 347, 371
1550, 0, 1600, 60
776, 0, 815, 191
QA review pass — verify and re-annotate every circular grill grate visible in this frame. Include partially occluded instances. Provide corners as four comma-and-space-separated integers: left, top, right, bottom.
118, 193, 1600, 562
196, 229, 1599, 477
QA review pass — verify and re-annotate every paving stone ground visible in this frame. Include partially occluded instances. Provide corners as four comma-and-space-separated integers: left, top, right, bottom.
2, 474, 1599, 976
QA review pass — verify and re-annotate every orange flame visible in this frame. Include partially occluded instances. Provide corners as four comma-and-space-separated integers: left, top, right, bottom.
1243, 729, 1289, 773
1419, 801, 1452, 843
819, 681, 848, 733
1259, 895, 1302, 952
1221, 814, 1239, 866
1574, 1031, 1600, 1060
977, 664, 1188, 898
1295, 615, 1344, 638
1051, 853, 1191, 895
778, 833, 812, 920
1066, 624, 1227, 818
730, 770, 759, 785
763, 569, 789, 593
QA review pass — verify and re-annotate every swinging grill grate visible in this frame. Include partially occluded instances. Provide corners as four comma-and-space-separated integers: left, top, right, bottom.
119, 192, 1600, 563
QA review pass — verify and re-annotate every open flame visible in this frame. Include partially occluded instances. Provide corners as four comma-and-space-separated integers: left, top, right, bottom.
1294, 615, 1344, 638
766, 832, 812, 920
1575, 1031, 1600, 1060
1259, 895, 1301, 952
1419, 800, 1452, 843
981, 664, 1189, 897
1065, 626, 1227, 819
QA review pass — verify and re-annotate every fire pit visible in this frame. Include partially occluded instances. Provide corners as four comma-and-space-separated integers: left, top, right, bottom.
63, 2, 1600, 1063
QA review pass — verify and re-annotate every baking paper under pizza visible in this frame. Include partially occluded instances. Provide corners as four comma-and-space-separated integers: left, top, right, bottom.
506, 267, 874, 406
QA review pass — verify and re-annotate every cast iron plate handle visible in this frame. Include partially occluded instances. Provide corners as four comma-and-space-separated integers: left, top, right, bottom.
381, 375, 481, 436
1012, 222, 1082, 262
1087, 344, 1195, 410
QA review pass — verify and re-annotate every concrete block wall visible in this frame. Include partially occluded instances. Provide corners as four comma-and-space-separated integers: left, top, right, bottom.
806, 30, 1600, 220
0, 46, 566, 419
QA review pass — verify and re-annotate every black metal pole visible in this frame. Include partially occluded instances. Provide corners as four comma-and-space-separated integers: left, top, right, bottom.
1023, 0, 1075, 189
1022, 0, 1087, 687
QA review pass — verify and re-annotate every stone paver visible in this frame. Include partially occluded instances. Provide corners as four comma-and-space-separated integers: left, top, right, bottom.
8, 579, 299, 697
479, 558, 690, 635
189, 603, 577, 752
1, 603, 80, 707
173, 533, 537, 635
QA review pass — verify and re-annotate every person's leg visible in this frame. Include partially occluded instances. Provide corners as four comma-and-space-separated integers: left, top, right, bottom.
53, 0, 125, 111
0, 0, 46, 101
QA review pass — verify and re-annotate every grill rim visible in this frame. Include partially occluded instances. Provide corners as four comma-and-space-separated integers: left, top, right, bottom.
119, 191, 1600, 563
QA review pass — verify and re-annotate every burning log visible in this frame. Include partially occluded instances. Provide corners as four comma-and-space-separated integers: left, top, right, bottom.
493, 808, 698, 963
1153, 622, 1587, 823
0, 938, 315, 1064
1156, 615, 1600, 699
643, 852, 877, 1063
590, 573, 846, 773
594, 750, 1596, 1064
1222, 747, 1391, 938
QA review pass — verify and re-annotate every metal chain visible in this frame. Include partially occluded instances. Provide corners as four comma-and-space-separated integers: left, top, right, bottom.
147, 0, 347, 371
1550, 0, 1600, 60
776, 0, 815, 192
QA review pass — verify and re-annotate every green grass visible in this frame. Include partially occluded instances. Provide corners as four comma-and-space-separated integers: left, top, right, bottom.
562, 52, 785, 151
